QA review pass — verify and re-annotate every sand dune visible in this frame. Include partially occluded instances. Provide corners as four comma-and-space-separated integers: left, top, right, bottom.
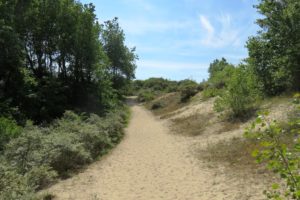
45, 103, 269, 200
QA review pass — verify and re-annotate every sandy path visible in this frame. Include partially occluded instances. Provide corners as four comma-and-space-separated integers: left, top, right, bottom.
45, 103, 265, 200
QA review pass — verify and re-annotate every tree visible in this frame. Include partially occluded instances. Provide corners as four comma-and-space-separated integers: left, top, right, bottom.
208, 58, 233, 77
214, 66, 261, 118
101, 17, 137, 93
207, 58, 235, 89
247, 0, 300, 95
0, 0, 25, 118
0, 0, 136, 123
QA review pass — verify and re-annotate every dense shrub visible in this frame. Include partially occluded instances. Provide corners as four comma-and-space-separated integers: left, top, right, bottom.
214, 67, 261, 118
4, 127, 52, 174
246, 0, 300, 95
142, 78, 178, 92
137, 90, 155, 102
151, 102, 164, 110
202, 87, 223, 99
178, 80, 199, 102
1, 108, 129, 198
201, 58, 235, 100
207, 58, 235, 89
0, 160, 36, 200
0, 117, 21, 150
133, 78, 179, 100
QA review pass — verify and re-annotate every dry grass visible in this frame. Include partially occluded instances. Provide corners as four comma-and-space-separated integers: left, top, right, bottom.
198, 137, 276, 179
170, 113, 214, 136
170, 112, 241, 137
200, 137, 260, 168
145, 92, 187, 117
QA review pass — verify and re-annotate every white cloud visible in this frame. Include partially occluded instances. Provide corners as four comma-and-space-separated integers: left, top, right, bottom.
199, 14, 241, 48
199, 15, 214, 35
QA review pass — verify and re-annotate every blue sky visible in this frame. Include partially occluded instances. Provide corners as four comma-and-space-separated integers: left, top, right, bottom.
81, 0, 260, 82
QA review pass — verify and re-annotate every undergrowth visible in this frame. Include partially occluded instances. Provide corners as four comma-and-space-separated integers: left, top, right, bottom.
0, 107, 130, 200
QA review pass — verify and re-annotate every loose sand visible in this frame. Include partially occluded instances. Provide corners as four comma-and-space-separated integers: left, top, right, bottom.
45, 101, 269, 200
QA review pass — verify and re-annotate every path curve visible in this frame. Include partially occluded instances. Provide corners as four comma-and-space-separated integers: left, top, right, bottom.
46, 103, 265, 200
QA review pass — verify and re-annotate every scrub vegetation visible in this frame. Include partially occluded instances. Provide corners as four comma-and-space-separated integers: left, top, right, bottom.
0, 0, 134, 199
1, 0, 300, 199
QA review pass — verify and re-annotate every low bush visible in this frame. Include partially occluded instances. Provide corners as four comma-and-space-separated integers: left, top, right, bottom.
0, 160, 36, 200
0, 108, 129, 199
178, 80, 199, 102
0, 117, 22, 150
213, 67, 261, 118
137, 90, 155, 102
202, 87, 223, 99
151, 102, 164, 110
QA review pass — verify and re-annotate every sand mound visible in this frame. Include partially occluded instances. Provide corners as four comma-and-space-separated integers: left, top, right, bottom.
43, 96, 293, 199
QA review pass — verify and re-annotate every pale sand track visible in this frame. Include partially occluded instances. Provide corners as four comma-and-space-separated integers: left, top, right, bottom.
45, 103, 266, 200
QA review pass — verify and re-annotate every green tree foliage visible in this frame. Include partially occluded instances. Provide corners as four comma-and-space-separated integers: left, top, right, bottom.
214, 66, 261, 118
0, 0, 136, 123
0, 1, 134, 198
133, 78, 180, 102
247, 0, 300, 95
101, 17, 137, 94
207, 58, 235, 89
202, 58, 235, 99
0, 0, 25, 119
140, 78, 178, 92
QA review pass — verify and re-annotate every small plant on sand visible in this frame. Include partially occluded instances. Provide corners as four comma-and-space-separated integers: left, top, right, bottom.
245, 102, 300, 199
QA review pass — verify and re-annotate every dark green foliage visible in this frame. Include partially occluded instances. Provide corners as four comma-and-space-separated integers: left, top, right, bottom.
133, 78, 178, 94
134, 78, 198, 102
0, 1, 134, 197
151, 102, 164, 110
247, 0, 300, 95
0, 0, 136, 124
134, 78, 175, 102
178, 79, 199, 102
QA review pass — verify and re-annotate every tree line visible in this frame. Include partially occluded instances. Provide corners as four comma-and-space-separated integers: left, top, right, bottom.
0, 1, 135, 198
0, 0, 137, 124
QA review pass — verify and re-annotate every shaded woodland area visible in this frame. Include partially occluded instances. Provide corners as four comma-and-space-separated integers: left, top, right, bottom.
0, 0, 136, 199
0, 0, 137, 124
